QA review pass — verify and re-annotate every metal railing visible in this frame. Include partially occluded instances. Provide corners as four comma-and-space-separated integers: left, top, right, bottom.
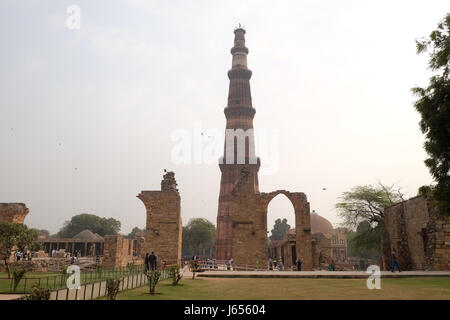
15, 266, 174, 300
188, 260, 295, 272
0, 264, 146, 294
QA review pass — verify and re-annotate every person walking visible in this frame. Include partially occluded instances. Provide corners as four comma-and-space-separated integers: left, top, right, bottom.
329, 259, 335, 271
268, 258, 273, 270
149, 252, 157, 271
144, 253, 149, 272
296, 258, 302, 271
391, 249, 401, 272
279, 260, 284, 271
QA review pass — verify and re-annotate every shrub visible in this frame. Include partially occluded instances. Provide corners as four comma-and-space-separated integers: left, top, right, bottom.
189, 260, 199, 280
17, 285, 50, 300
106, 278, 121, 300
12, 266, 27, 292
127, 261, 135, 273
60, 265, 68, 274
169, 265, 182, 285
147, 270, 161, 295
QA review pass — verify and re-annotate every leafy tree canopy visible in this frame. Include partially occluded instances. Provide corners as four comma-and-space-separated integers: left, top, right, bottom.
336, 183, 404, 261
336, 183, 404, 229
346, 221, 382, 260
269, 218, 291, 241
55, 213, 121, 238
0, 222, 38, 278
31, 229, 50, 238
126, 227, 144, 239
413, 13, 450, 215
182, 218, 215, 258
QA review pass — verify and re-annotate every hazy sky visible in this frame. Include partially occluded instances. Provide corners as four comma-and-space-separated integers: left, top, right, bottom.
1, 0, 448, 235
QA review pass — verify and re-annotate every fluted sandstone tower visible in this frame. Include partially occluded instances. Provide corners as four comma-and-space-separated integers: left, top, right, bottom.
215, 27, 260, 260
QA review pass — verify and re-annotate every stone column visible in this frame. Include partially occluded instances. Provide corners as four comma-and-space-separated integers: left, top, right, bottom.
138, 172, 182, 266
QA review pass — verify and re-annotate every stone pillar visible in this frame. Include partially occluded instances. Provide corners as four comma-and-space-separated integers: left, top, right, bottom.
291, 193, 313, 271
137, 172, 182, 266
103, 235, 122, 268
0, 203, 29, 223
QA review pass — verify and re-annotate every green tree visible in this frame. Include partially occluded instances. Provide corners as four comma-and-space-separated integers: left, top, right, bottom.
182, 218, 215, 258
126, 227, 143, 239
269, 218, 291, 241
412, 13, 450, 215
346, 221, 382, 260
55, 213, 121, 238
0, 222, 38, 278
336, 183, 404, 260
30, 229, 49, 239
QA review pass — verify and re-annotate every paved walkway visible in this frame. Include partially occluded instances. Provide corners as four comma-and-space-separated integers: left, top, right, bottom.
196, 270, 450, 279
0, 294, 23, 300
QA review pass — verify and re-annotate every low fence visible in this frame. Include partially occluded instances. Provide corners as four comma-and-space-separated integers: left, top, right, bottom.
15, 267, 173, 300
0, 264, 145, 294
50, 269, 170, 300
189, 260, 302, 272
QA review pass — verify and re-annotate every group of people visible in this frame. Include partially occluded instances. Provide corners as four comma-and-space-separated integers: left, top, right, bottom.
171, 249, 402, 273
268, 257, 285, 271
144, 252, 158, 272
268, 257, 303, 271
14, 251, 32, 262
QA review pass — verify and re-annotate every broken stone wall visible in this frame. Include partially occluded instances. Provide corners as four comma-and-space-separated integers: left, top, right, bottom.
103, 235, 138, 269
137, 172, 182, 267
230, 170, 267, 267
0, 203, 29, 223
229, 169, 313, 270
312, 233, 332, 269
384, 195, 450, 270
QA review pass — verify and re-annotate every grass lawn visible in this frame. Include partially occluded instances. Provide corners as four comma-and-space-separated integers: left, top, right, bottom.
0, 272, 61, 293
112, 277, 450, 300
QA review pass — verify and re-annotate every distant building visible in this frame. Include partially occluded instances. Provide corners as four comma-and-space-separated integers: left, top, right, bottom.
268, 210, 349, 270
39, 229, 105, 257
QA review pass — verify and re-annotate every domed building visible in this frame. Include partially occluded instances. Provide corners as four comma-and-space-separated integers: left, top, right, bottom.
310, 210, 334, 236
268, 210, 349, 270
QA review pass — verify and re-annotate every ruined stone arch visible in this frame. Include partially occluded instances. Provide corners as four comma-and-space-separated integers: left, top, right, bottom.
264, 191, 296, 239
229, 169, 313, 270
262, 190, 312, 270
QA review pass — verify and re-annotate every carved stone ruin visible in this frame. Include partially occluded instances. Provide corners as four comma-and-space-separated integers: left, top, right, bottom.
137, 171, 182, 266
0, 203, 29, 223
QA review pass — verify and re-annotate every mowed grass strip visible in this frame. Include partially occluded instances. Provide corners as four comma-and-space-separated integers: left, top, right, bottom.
113, 277, 450, 300
0, 272, 61, 293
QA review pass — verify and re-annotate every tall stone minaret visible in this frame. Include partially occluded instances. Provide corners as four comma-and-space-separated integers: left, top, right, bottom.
215, 27, 260, 260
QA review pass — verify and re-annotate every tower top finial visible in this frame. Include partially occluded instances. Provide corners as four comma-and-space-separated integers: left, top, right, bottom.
234, 23, 246, 33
